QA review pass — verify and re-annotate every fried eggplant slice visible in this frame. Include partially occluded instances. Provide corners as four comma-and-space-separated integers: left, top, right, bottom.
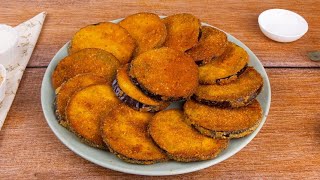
69, 22, 136, 64
119, 12, 167, 56
186, 26, 228, 64
193, 67, 263, 108
55, 73, 107, 127
148, 109, 228, 162
112, 64, 169, 112
51, 48, 120, 89
163, 13, 201, 52
184, 99, 262, 139
199, 42, 248, 85
101, 103, 168, 164
66, 84, 120, 149
129, 47, 199, 101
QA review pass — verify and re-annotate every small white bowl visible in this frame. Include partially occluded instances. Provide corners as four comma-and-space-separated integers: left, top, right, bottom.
258, 9, 308, 42
0, 64, 6, 103
0, 24, 19, 68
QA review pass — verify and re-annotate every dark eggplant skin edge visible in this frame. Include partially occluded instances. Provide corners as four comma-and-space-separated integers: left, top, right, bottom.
192, 84, 263, 108
200, 64, 248, 85
128, 63, 187, 102
112, 78, 165, 112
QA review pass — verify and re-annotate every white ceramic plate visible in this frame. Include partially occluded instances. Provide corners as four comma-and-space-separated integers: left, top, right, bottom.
41, 18, 271, 176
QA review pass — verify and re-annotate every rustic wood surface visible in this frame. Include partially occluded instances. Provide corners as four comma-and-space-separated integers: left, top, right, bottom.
0, 0, 319, 179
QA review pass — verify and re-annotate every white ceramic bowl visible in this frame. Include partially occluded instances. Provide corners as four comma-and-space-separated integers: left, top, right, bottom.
0, 64, 6, 102
258, 9, 308, 42
0, 24, 19, 68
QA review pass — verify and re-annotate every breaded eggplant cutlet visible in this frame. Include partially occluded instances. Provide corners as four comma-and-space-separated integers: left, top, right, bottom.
101, 103, 168, 164
148, 109, 228, 162
66, 84, 120, 149
51, 48, 120, 89
112, 64, 169, 112
129, 47, 199, 101
55, 73, 108, 127
184, 99, 263, 139
69, 22, 136, 64
119, 12, 167, 56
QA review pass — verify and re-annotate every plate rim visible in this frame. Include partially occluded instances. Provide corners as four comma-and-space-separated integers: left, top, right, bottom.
41, 18, 271, 176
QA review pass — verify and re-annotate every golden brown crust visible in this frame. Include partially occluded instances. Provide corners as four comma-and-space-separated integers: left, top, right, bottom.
66, 84, 120, 149
119, 12, 167, 56
186, 26, 228, 62
51, 48, 120, 89
129, 47, 199, 101
184, 99, 263, 139
163, 13, 201, 52
113, 64, 169, 112
193, 67, 263, 108
69, 22, 136, 64
199, 42, 249, 85
148, 109, 229, 162
55, 73, 107, 126
101, 103, 168, 164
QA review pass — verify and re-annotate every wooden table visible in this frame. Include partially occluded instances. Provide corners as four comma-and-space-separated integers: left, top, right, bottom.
1, 1, 319, 179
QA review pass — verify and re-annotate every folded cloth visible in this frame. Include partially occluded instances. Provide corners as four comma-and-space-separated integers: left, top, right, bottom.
0, 12, 46, 130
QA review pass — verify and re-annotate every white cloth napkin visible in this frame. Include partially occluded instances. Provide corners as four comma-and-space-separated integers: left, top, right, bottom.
0, 12, 46, 130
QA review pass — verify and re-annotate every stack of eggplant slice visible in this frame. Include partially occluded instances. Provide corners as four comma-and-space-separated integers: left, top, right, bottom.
51, 12, 264, 164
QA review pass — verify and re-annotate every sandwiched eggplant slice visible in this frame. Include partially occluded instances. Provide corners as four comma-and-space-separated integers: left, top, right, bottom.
55, 73, 108, 127
163, 13, 201, 52
51, 48, 120, 89
112, 64, 169, 112
119, 12, 167, 56
69, 22, 136, 64
186, 26, 228, 64
184, 99, 263, 139
193, 67, 263, 108
66, 84, 120, 149
101, 103, 169, 164
129, 47, 199, 101
199, 42, 249, 85
148, 109, 228, 162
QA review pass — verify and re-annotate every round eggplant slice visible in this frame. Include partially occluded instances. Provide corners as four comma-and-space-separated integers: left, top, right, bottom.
101, 103, 168, 164
55, 73, 108, 127
184, 99, 263, 139
51, 48, 120, 89
66, 84, 120, 149
186, 26, 228, 64
193, 67, 263, 108
112, 64, 169, 112
129, 47, 199, 101
163, 13, 201, 52
199, 42, 249, 85
119, 12, 167, 56
148, 109, 228, 162
69, 22, 136, 64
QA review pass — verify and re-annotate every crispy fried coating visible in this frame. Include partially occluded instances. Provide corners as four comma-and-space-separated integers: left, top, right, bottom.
55, 73, 107, 127
69, 22, 136, 64
193, 67, 263, 108
199, 42, 248, 85
186, 26, 228, 63
129, 47, 199, 101
163, 13, 201, 52
51, 48, 120, 89
113, 64, 169, 112
184, 99, 262, 139
148, 109, 228, 162
66, 84, 120, 149
101, 103, 168, 164
119, 12, 167, 56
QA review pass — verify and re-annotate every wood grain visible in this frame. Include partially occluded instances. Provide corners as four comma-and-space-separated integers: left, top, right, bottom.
0, 68, 319, 179
0, 0, 319, 67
